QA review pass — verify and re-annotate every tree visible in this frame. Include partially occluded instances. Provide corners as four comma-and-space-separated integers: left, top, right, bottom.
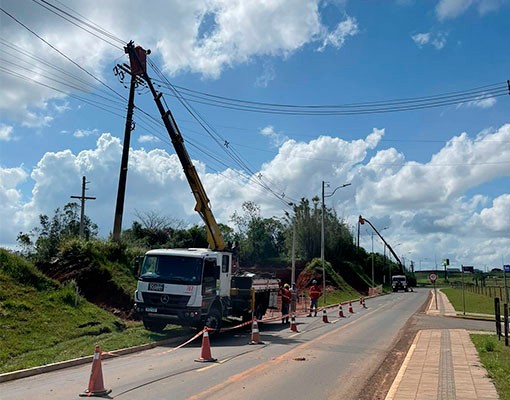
230, 201, 286, 263
17, 202, 98, 261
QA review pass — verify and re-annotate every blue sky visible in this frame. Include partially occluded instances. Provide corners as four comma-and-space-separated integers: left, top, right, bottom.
1, 0, 509, 270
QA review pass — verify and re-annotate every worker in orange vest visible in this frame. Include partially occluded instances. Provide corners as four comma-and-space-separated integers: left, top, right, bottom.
307, 279, 322, 317
280, 283, 292, 324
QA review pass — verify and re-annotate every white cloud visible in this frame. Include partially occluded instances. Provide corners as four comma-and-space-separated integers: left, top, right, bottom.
412, 31, 447, 49
1, 117, 509, 267
466, 96, 497, 109
138, 134, 159, 143
255, 62, 276, 88
473, 194, 510, 233
73, 128, 99, 138
318, 16, 359, 52
411, 33, 431, 47
0, 0, 356, 122
260, 125, 289, 147
0, 125, 14, 141
436, 0, 505, 20
0, 166, 31, 246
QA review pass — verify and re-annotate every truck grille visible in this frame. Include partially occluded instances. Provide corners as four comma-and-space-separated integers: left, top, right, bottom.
141, 292, 191, 308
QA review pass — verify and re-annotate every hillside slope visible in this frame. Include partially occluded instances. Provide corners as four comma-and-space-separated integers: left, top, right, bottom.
0, 248, 184, 373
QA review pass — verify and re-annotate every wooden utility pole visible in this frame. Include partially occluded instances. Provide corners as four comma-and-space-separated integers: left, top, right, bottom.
70, 176, 96, 238
112, 70, 137, 242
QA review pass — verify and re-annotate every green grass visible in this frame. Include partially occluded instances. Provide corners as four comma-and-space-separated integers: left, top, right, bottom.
323, 289, 362, 306
471, 335, 510, 400
441, 287, 498, 315
0, 249, 191, 374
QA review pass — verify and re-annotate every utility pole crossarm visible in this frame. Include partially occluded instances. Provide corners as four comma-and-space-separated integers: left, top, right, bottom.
71, 176, 96, 238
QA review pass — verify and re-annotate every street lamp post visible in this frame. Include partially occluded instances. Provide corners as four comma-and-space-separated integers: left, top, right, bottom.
321, 181, 351, 306
371, 231, 374, 288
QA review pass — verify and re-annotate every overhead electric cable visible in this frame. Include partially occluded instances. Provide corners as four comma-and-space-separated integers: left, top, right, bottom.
0, 7, 126, 101
32, 0, 125, 48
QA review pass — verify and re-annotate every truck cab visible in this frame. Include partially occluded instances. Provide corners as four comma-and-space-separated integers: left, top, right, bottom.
391, 275, 409, 292
134, 248, 231, 332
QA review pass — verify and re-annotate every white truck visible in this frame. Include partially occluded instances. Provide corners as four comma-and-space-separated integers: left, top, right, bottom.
134, 248, 279, 332
391, 275, 409, 292
127, 43, 279, 332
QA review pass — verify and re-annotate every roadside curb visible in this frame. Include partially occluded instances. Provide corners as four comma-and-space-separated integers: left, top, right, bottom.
0, 336, 187, 383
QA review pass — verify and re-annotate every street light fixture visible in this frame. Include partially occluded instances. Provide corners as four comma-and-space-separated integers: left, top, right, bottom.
321, 181, 351, 306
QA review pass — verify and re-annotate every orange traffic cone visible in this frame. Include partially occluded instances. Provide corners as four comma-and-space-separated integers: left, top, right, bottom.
290, 314, 298, 332
195, 328, 217, 362
79, 345, 111, 398
249, 318, 264, 345
322, 309, 329, 323
339, 304, 345, 318
348, 301, 354, 314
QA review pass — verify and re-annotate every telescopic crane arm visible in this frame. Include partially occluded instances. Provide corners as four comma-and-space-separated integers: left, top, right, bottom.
359, 215, 404, 273
125, 41, 226, 251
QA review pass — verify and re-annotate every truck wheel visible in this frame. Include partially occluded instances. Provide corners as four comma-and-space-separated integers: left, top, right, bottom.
143, 319, 167, 332
204, 307, 222, 334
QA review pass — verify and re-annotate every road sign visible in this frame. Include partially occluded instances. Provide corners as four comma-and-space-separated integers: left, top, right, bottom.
504, 265, 510, 273
429, 273, 438, 282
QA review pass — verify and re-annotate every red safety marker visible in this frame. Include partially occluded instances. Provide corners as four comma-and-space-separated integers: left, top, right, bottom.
195, 328, 217, 362
79, 345, 112, 398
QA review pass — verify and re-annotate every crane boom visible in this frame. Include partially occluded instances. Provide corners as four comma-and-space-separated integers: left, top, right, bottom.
359, 215, 403, 272
125, 42, 226, 251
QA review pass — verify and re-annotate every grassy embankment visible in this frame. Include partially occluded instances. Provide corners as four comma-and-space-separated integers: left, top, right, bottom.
441, 287, 510, 400
0, 248, 191, 374
471, 335, 510, 400
441, 287, 498, 315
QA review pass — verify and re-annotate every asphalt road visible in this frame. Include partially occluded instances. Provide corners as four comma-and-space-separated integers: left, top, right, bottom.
0, 288, 495, 400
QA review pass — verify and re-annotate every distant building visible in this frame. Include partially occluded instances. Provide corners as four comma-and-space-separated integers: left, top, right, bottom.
447, 268, 460, 273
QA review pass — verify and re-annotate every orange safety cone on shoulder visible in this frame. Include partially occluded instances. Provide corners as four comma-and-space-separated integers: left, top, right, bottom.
249, 318, 264, 345
339, 304, 345, 318
348, 301, 354, 314
322, 309, 329, 323
79, 345, 112, 398
290, 314, 298, 332
195, 328, 217, 362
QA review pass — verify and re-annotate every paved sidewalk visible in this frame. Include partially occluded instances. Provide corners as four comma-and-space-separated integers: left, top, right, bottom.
426, 288, 457, 317
385, 290, 499, 400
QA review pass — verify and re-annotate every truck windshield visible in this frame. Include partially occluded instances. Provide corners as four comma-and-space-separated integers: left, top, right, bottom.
392, 277, 406, 282
140, 255, 202, 285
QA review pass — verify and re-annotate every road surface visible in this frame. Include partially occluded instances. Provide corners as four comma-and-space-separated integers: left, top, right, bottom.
0, 288, 494, 400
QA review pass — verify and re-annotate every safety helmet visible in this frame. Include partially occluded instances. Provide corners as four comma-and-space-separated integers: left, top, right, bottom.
312, 279, 317, 284
284, 283, 290, 288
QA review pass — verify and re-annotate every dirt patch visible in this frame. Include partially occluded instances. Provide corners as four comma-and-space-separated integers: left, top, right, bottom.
355, 293, 430, 400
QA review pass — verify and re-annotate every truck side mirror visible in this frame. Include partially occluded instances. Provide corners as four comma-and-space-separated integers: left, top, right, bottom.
134, 256, 143, 277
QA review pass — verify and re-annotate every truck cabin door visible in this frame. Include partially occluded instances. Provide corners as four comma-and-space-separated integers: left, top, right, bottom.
202, 258, 218, 297
218, 254, 231, 297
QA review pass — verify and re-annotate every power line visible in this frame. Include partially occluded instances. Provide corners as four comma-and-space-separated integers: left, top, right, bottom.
0, 7, 126, 101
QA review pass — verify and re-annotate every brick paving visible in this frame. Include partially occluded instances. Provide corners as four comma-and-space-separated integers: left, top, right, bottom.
385, 291, 500, 400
